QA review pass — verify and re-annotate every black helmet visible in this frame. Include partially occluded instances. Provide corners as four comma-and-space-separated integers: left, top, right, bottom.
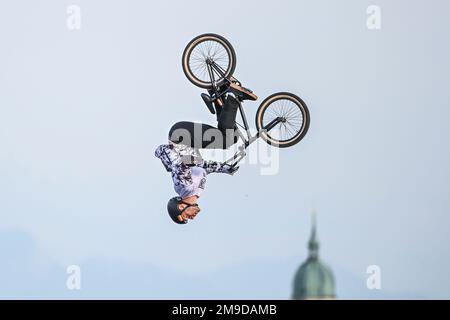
167, 196, 200, 224
167, 197, 186, 224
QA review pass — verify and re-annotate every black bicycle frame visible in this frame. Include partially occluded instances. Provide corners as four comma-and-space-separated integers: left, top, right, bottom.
206, 60, 282, 165
226, 100, 282, 164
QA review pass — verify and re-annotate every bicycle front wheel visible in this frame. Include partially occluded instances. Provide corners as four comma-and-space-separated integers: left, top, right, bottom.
182, 33, 237, 89
255, 92, 310, 148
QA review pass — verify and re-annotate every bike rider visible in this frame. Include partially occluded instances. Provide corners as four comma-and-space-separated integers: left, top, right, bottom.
159, 33, 310, 224
155, 90, 245, 224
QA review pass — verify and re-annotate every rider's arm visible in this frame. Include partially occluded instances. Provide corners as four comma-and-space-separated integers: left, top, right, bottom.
155, 144, 200, 188
198, 160, 238, 175
172, 163, 194, 187
155, 144, 180, 172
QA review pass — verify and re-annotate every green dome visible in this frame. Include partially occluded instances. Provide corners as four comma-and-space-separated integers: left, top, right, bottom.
292, 216, 336, 299
292, 258, 335, 299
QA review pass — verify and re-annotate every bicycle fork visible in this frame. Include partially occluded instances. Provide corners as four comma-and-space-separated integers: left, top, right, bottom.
226, 117, 284, 166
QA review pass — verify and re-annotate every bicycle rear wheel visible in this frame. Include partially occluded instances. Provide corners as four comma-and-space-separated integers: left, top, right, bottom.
255, 92, 310, 148
182, 33, 237, 89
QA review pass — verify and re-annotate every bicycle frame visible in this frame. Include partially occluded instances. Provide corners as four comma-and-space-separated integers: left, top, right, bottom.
225, 99, 283, 165
204, 60, 283, 165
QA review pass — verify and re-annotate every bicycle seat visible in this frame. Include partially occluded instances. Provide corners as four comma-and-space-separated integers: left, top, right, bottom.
201, 93, 216, 114
229, 82, 258, 101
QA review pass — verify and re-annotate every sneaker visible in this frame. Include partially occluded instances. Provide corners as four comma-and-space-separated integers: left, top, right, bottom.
229, 82, 258, 101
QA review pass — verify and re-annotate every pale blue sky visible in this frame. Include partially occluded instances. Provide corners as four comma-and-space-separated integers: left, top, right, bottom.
0, 0, 449, 299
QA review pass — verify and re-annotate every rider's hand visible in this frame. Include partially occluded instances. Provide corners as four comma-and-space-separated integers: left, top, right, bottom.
222, 164, 239, 175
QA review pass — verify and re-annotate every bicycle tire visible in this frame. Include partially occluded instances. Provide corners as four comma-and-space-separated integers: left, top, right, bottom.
255, 92, 310, 148
182, 33, 237, 89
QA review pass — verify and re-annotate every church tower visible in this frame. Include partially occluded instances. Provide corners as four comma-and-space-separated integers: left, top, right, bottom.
292, 213, 336, 299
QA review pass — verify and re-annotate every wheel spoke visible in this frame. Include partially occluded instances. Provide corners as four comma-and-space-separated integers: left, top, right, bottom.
188, 38, 231, 83
262, 97, 305, 142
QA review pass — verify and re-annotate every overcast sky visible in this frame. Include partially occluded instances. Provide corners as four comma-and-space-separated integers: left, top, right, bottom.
1, 0, 449, 299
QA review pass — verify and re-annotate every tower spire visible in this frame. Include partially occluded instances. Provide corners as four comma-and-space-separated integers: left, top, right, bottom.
292, 210, 336, 299
308, 210, 319, 259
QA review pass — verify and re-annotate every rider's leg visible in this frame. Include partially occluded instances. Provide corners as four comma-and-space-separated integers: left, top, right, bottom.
217, 94, 240, 148
169, 121, 225, 149
168, 95, 240, 150
217, 94, 239, 130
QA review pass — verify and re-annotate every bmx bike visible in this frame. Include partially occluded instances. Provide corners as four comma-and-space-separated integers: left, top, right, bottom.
181, 33, 310, 165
